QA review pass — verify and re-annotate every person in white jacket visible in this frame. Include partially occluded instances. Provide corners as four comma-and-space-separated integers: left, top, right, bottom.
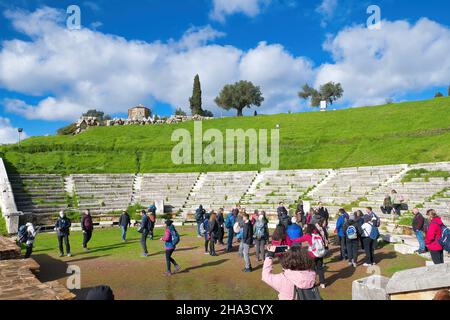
24, 223, 37, 258
361, 216, 376, 267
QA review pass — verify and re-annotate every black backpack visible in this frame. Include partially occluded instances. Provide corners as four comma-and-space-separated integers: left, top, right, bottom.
293, 286, 322, 300
18, 225, 28, 244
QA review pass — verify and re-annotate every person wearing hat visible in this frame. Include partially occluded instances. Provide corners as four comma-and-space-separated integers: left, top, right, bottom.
118, 210, 131, 242
160, 220, 181, 276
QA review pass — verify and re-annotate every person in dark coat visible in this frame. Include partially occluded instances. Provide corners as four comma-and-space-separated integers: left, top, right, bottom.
412, 208, 426, 254
81, 209, 94, 251
344, 214, 363, 268
208, 212, 219, 256
140, 210, 151, 257
217, 208, 225, 245
54, 210, 72, 257
118, 210, 131, 242
242, 213, 254, 272
195, 205, 206, 237
277, 202, 289, 228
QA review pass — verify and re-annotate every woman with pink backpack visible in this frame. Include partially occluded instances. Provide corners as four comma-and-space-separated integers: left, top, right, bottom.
297, 224, 327, 289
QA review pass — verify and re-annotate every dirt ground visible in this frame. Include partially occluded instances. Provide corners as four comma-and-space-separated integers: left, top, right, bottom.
32, 226, 426, 300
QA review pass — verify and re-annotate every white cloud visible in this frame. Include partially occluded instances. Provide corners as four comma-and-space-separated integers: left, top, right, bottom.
209, 0, 271, 23
316, 0, 338, 28
316, 18, 450, 106
0, 117, 27, 144
0, 6, 314, 120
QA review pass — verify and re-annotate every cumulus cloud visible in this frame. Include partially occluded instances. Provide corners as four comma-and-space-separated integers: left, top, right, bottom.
0, 6, 314, 120
209, 0, 271, 23
0, 117, 27, 144
316, 18, 450, 106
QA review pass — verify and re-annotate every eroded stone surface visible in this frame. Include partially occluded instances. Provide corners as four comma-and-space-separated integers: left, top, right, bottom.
0, 236, 21, 260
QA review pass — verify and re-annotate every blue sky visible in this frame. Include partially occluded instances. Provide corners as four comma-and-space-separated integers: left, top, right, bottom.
0, 0, 450, 141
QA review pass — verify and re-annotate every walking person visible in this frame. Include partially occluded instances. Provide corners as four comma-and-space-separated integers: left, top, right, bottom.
335, 208, 349, 261
195, 205, 206, 238
118, 210, 131, 242
54, 210, 72, 257
297, 224, 327, 288
344, 214, 362, 268
225, 209, 237, 252
242, 213, 253, 272
217, 208, 225, 245
425, 209, 445, 264
412, 208, 426, 254
361, 215, 377, 266
160, 220, 181, 276
139, 210, 151, 257
81, 209, 94, 251
254, 214, 269, 261
262, 246, 317, 300
208, 212, 219, 256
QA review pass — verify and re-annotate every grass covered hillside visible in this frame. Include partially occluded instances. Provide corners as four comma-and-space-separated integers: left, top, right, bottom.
1, 97, 450, 174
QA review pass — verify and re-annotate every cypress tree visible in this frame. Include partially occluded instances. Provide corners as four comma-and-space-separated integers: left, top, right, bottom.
189, 74, 203, 115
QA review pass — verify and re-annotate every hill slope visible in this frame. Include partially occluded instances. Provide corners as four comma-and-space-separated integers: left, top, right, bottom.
1, 97, 450, 174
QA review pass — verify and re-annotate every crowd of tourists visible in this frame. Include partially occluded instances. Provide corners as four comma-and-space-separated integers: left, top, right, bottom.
16, 197, 450, 300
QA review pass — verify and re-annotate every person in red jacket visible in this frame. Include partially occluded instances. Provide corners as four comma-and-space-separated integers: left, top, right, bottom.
425, 209, 444, 264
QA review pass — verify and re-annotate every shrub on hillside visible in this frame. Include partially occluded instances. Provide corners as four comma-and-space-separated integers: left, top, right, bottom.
435, 92, 444, 98
57, 123, 77, 136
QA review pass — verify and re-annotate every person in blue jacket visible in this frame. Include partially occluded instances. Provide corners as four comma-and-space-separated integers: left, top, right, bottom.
335, 208, 349, 261
225, 209, 237, 252
286, 217, 303, 246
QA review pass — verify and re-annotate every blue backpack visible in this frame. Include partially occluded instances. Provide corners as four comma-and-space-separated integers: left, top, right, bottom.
18, 225, 28, 243
346, 225, 357, 240
437, 224, 450, 252
170, 227, 180, 246
369, 225, 380, 240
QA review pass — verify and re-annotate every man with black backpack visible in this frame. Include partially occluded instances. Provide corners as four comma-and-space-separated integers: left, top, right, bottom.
195, 205, 206, 238
139, 210, 151, 257
54, 210, 72, 257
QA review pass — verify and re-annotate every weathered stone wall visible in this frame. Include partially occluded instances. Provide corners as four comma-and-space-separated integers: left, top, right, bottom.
0, 158, 19, 234
0, 236, 21, 260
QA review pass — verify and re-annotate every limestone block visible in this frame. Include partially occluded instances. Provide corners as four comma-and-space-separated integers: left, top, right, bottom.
352, 275, 390, 300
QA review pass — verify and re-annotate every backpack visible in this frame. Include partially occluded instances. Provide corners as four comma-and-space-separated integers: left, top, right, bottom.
371, 213, 381, 228
437, 224, 450, 252
170, 227, 180, 246
346, 225, 358, 240
310, 234, 326, 258
293, 286, 322, 300
233, 222, 241, 234
195, 209, 203, 221
18, 225, 28, 244
254, 222, 265, 240
369, 225, 380, 240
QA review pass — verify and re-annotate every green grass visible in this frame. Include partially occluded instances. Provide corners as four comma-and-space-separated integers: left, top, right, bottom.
402, 168, 450, 182
0, 215, 7, 236
2, 97, 450, 174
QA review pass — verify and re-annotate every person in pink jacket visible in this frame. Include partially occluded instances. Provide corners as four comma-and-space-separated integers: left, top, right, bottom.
262, 245, 316, 300
425, 209, 445, 264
